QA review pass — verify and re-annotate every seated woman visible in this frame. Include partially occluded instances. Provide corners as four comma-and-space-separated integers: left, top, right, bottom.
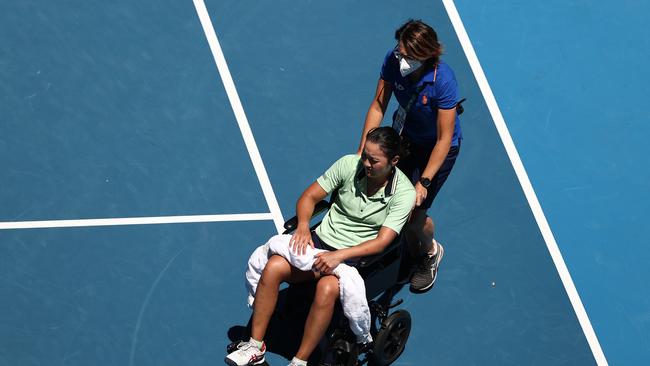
226, 127, 416, 366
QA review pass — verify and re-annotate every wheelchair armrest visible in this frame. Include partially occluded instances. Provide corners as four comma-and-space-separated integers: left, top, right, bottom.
357, 236, 402, 268
282, 199, 331, 234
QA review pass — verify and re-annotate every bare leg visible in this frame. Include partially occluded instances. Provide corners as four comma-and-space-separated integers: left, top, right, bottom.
251, 255, 317, 341
295, 275, 340, 360
405, 209, 436, 256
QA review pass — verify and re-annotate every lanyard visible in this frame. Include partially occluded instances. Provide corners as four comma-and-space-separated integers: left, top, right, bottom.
392, 65, 437, 135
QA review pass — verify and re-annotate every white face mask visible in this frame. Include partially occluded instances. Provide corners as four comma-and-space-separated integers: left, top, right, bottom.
399, 57, 422, 77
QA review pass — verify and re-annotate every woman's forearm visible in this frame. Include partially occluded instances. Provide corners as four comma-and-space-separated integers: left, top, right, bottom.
421, 108, 455, 179
357, 103, 385, 154
421, 138, 452, 179
338, 240, 382, 260
295, 195, 317, 229
295, 182, 328, 230
357, 79, 393, 154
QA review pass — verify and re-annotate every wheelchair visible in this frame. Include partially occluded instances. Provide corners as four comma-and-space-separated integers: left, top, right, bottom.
227, 194, 413, 366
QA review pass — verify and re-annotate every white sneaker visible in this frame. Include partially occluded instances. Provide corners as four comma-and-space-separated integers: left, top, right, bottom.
224, 340, 266, 366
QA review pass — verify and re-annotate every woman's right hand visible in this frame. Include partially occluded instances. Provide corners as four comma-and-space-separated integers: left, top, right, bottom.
289, 226, 314, 255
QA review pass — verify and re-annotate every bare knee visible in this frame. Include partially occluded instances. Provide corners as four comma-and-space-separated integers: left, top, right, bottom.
313, 276, 340, 308
260, 255, 291, 286
424, 216, 434, 232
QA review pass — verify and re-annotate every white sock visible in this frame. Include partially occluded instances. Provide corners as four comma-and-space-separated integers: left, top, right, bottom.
249, 337, 264, 350
291, 356, 308, 366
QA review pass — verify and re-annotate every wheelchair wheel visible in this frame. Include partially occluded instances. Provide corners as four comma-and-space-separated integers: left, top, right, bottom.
370, 310, 411, 366
319, 338, 359, 366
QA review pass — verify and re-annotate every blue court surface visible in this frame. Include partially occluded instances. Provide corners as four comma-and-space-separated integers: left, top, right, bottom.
1, 1, 648, 365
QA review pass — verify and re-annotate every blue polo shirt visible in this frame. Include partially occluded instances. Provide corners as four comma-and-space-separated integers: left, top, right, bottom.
380, 49, 462, 148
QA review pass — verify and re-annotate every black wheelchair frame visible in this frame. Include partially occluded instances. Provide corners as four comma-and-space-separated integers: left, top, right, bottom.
227, 193, 413, 366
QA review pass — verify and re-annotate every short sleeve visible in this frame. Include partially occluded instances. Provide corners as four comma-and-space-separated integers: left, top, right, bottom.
435, 65, 459, 109
380, 49, 397, 83
382, 189, 416, 234
316, 155, 359, 194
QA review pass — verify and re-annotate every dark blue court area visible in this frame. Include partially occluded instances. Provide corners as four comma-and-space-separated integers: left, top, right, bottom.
3, 0, 648, 365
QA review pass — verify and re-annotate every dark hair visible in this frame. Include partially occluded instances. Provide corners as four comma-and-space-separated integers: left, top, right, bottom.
394, 19, 443, 67
366, 127, 406, 160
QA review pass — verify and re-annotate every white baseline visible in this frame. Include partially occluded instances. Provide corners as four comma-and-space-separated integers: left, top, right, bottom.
441, 0, 607, 364
1, 2, 284, 232
0, 213, 275, 230
193, 0, 285, 234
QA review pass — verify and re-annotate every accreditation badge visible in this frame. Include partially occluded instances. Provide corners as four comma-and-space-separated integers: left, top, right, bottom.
392, 105, 407, 135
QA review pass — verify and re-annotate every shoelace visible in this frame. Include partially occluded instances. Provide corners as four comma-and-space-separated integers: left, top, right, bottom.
236, 342, 255, 352
416, 254, 436, 271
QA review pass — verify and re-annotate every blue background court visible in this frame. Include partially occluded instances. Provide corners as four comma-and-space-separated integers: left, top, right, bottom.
1, 0, 648, 365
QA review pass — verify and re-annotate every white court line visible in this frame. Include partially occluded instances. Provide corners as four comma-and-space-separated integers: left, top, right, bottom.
442, 1, 608, 364
193, 0, 285, 234
0, 213, 274, 230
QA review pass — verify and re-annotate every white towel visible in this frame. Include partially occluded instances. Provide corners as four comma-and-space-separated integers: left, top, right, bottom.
245, 234, 372, 343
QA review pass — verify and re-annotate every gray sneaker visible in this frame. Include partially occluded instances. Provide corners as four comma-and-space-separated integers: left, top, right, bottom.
409, 241, 444, 293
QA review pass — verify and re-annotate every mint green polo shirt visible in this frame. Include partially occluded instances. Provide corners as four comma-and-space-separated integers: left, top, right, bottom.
315, 154, 416, 249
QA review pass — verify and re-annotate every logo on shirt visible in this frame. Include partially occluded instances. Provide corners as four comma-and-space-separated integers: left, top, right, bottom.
395, 83, 405, 91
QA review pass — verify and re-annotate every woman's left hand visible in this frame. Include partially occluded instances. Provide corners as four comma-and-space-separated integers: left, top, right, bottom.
313, 251, 345, 274
414, 182, 428, 207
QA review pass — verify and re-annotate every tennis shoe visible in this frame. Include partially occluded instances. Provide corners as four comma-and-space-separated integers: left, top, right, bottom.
410, 240, 444, 293
225, 340, 266, 366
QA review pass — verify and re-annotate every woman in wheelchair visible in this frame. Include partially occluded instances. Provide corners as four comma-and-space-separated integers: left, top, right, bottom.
226, 127, 416, 366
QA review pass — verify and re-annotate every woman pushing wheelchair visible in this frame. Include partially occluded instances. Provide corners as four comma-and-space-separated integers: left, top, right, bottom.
226, 127, 416, 366
357, 19, 463, 293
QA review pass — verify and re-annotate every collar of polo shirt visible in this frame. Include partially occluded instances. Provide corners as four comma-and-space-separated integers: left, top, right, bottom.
354, 164, 399, 199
